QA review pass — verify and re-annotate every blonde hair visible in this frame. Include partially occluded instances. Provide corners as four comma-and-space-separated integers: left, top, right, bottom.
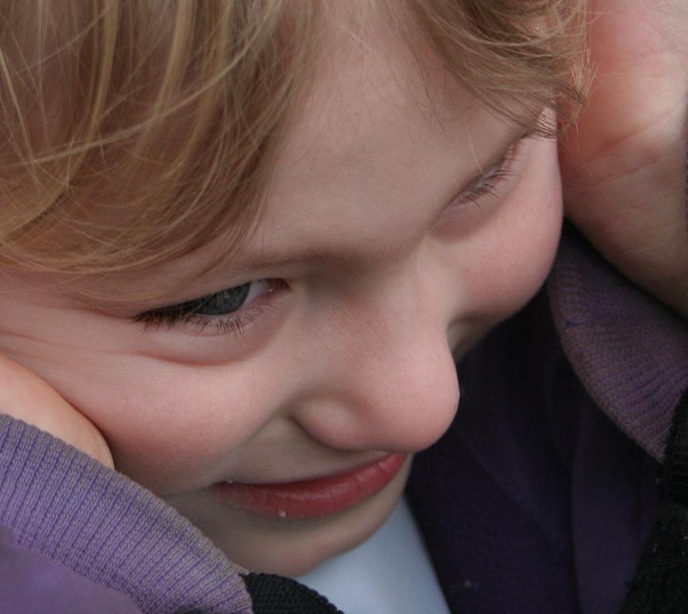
0, 0, 588, 285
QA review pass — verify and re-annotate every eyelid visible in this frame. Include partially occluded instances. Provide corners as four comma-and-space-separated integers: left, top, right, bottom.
454, 133, 530, 206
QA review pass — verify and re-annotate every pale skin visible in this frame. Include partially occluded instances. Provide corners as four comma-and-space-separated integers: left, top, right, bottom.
10, 4, 686, 429
0, 23, 562, 576
560, 0, 688, 318
1, 0, 683, 580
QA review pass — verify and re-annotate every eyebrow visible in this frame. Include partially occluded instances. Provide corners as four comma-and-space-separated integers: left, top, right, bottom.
220, 126, 534, 274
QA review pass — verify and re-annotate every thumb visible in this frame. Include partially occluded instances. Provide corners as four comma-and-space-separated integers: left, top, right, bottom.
0, 355, 114, 469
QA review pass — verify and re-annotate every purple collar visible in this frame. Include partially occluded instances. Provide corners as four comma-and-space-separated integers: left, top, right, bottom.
548, 226, 688, 461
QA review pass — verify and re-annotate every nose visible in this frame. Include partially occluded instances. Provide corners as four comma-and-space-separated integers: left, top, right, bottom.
294, 296, 460, 454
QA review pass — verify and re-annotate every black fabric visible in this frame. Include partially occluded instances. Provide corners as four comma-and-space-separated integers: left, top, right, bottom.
242, 573, 345, 614
663, 391, 688, 506
407, 292, 581, 614
620, 389, 688, 613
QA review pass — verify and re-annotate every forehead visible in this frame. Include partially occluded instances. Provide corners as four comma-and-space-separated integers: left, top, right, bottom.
256, 29, 511, 264
57, 26, 518, 306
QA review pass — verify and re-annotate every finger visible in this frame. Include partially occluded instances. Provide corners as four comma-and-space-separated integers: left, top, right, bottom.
0, 354, 114, 468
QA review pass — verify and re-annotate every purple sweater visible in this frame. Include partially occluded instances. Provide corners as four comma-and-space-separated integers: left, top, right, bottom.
0, 414, 254, 613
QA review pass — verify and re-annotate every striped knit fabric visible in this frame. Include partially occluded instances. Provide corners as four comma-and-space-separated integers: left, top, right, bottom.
0, 414, 253, 614
549, 226, 688, 462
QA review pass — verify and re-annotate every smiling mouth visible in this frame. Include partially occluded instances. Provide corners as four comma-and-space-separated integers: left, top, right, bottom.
211, 453, 408, 520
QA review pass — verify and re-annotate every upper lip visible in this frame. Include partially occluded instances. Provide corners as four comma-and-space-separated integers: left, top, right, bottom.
216, 452, 397, 486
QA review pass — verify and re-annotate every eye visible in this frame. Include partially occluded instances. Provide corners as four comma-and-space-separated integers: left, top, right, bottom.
201, 284, 254, 315
455, 133, 531, 208
160, 282, 257, 317
133, 279, 287, 337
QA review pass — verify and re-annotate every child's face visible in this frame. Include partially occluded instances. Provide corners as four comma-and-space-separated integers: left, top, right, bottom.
0, 32, 562, 575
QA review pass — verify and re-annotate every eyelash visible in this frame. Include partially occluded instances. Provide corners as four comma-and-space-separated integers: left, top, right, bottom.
456, 136, 527, 207
135, 136, 529, 337
134, 279, 287, 338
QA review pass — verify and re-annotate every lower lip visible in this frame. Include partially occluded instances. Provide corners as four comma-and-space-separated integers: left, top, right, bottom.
212, 453, 407, 520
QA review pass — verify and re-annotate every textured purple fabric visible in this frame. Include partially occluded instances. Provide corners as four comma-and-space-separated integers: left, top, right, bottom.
0, 523, 143, 613
0, 414, 253, 614
549, 229, 688, 461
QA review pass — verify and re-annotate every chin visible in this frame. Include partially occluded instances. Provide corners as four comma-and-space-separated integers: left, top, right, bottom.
170, 459, 411, 577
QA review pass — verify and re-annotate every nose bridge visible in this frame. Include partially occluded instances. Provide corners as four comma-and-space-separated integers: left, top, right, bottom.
356, 303, 459, 450
298, 271, 460, 454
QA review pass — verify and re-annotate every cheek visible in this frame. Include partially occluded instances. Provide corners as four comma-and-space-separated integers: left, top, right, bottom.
464, 140, 563, 320
42, 354, 274, 494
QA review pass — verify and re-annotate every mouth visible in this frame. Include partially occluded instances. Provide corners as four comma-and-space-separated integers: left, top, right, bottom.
211, 453, 408, 520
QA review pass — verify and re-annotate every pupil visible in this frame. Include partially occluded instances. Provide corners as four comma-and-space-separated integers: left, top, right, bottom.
195, 283, 251, 316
